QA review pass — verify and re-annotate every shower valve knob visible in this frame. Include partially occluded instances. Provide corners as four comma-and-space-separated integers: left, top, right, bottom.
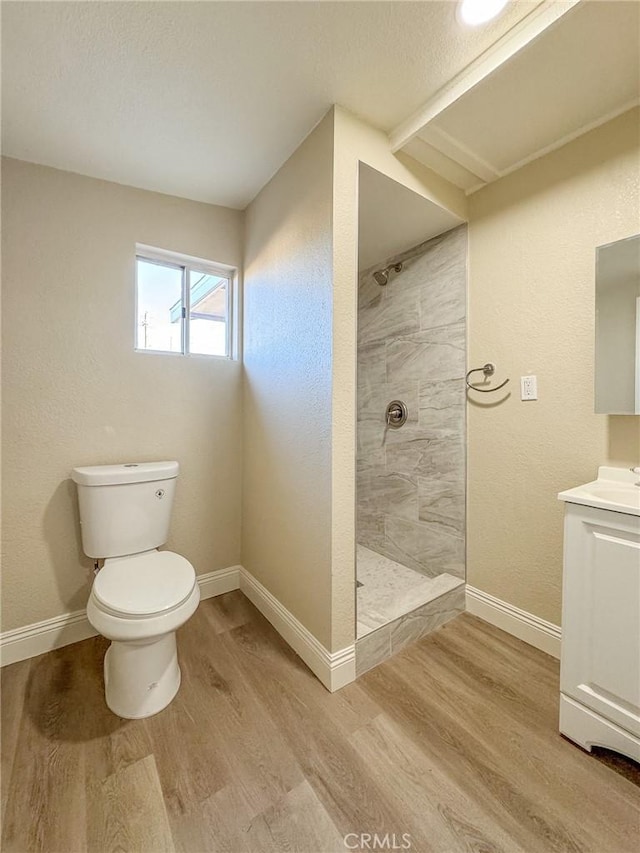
385, 400, 408, 428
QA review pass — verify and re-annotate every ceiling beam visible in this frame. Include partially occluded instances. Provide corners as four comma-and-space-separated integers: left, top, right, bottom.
389, 0, 581, 153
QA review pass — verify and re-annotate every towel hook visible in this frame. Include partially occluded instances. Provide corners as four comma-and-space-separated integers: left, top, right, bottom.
465, 362, 509, 393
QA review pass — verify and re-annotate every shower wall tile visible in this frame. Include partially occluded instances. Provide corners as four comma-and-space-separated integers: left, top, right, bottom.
386, 323, 466, 385
356, 509, 386, 553
419, 379, 465, 438
357, 420, 385, 459
385, 436, 464, 481
358, 341, 386, 390
359, 381, 419, 427
356, 446, 385, 475
359, 291, 420, 346
385, 516, 465, 579
418, 477, 465, 535
358, 471, 418, 522
419, 269, 466, 331
357, 225, 467, 579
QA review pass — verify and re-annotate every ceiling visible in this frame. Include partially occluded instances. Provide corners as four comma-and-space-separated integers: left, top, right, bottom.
1, 0, 541, 209
358, 164, 462, 270
394, 0, 640, 193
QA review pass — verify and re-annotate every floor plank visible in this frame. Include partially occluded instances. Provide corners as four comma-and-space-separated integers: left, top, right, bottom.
1, 593, 638, 853
86, 754, 174, 853
0, 656, 31, 825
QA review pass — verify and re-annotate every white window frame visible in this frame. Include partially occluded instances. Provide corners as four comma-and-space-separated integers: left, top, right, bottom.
135, 244, 236, 359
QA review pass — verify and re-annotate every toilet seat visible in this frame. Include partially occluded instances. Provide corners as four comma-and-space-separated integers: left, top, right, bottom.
94, 550, 196, 618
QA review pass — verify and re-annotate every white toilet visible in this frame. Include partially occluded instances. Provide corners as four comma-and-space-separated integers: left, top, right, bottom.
71, 461, 200, 719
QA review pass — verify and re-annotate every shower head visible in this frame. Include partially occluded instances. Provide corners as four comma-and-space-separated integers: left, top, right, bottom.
372, 262, 403, 286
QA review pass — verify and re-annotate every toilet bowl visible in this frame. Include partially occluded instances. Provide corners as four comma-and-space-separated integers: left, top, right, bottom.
71, 460, 200, 719
87, 549, 200, 719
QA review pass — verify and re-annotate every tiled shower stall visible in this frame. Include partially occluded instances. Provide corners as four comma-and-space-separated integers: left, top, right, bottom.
355, 225, 467, 674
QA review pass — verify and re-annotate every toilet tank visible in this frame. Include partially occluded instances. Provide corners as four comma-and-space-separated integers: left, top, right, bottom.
71, 461, 179, 558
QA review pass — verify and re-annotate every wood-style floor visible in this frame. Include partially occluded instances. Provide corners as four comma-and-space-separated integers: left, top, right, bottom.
1, 592, 639, 853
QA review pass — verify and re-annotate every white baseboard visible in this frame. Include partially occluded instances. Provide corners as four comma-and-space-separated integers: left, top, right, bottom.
466, 585, 561, 659
0, 565, 241, 668
0, 610, 98, 669
1, 564, 356, 693
197, 565, 241, 599
239, 567, 355, 692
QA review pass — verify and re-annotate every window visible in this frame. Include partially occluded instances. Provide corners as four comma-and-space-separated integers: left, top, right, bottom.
135, 245, 234, 358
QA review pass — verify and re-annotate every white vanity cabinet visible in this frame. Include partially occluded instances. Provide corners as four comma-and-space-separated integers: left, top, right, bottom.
558, 469, 640, 762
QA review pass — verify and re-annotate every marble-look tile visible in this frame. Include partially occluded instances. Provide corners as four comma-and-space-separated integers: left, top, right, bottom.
381, 226, 467, 297
357, 226, 466, 575
359, 291, 420, 347
418, 379, 465, 438
358, 381, 419, 484
417, 404, 465, 441
359, 381, 419, 427
356, 544, 464, 636
418, 477, 465, 535
385, 515, 465, 578
358, 471, 418, 522
356, 446, 385, 475
355, 625, 391, 676
356, 510, 386, 553
358, 341, 386, 390
356, 545, 423, 587
389, 585, 465, 655
385, 435, 464, 481
356, 545, 436, 636
357, 419, 386, 458
373, 541, 432, 576
386, 323, 466, 385
419, 262, 466, 331
419, 377, 465, 410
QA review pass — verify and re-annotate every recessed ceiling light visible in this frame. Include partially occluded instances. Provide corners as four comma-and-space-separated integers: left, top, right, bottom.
458, 0, 509, 26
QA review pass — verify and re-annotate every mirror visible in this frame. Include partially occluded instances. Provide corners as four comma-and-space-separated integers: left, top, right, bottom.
595, 234, 640, 414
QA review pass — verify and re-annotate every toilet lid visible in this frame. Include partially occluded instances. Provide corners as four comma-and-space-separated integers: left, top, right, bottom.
94, 551, 196, 616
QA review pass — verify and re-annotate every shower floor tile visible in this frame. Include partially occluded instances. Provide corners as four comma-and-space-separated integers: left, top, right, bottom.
356, 545, 464, 638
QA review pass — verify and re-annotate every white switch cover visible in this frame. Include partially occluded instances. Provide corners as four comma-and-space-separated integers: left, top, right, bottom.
521, 375, 538, 400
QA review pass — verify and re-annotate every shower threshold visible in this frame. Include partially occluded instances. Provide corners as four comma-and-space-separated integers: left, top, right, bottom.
355, 546, 465, 675
356, 546, 463, 639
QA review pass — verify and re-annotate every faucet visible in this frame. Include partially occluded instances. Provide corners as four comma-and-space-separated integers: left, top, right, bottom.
631, 467, 640, 486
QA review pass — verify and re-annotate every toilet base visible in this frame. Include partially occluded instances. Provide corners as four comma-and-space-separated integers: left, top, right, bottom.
103, 632, 181, 719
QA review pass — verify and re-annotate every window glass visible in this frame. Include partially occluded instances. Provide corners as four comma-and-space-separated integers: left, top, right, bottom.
189, 270, 228, 357
136, 259, 183, 352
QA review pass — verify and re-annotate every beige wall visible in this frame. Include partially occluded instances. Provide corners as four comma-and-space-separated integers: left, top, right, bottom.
1, 158, 244, 631
242, 113, 335, 649
468, 108, 640, 626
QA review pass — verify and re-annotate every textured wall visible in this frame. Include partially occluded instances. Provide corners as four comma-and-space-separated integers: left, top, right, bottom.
2, 158, 244, 631
242, 113, 335, 650
468, 108, 640, 626
357, 226, 467, 579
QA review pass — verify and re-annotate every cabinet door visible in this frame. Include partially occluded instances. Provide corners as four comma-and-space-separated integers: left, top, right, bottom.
561, 506, 640, 737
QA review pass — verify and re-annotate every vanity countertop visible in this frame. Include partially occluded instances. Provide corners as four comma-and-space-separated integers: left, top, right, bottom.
558, 466, 640, 517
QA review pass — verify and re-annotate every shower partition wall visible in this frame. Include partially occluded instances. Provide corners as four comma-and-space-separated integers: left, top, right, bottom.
355, 225, 467, 674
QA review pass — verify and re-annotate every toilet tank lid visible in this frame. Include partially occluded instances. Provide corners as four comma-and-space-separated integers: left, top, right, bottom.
71, 461, 179, 486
